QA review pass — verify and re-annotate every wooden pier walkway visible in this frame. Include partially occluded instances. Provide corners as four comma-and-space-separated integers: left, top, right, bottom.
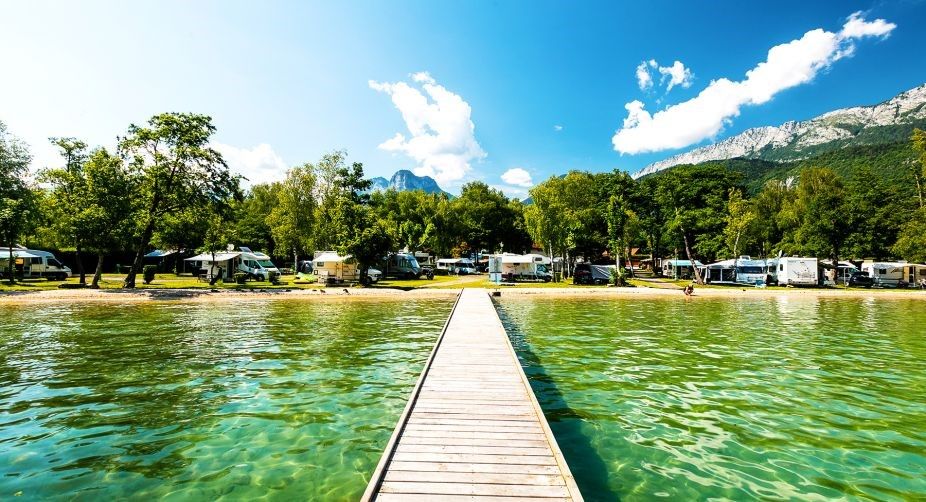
363, 289, 583, 501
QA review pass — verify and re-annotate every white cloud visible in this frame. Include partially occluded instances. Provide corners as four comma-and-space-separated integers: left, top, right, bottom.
657, 60, 694, 91
213, 142, 288, 186
612, 13, 895, 155
553, 124, 563, 131
492, 184, 528, 199
501, 167, 533, 187
635, 62, 653, 90
369, 71, 486, 184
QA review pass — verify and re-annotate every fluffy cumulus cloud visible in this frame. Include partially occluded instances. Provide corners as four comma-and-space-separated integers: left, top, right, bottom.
369, 72, 486, 184
636, 59, 692, 92
501, 167, 533, 188
657, 60, 694, 91
613, 12, 896, 155
213, 142, 288, 186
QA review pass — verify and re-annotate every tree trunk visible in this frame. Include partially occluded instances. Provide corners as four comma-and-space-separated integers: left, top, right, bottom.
681, 228, 704, 285
915, 173, 924, 209
6, 242, 13, 285
123, 219, 155, 288
75, 244, 86, 284
615, 242, 621, 286
91, 252, 104, 288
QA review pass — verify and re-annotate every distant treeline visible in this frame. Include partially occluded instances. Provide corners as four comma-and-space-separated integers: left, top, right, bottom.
2, 114, 924, 287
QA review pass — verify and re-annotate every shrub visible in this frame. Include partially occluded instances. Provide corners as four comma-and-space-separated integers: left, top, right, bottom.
268, 270, 280, 285
142, 265, 158, 285
234, 272, 248, 285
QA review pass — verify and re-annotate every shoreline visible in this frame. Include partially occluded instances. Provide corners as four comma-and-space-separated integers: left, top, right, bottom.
1, 285, 924, 304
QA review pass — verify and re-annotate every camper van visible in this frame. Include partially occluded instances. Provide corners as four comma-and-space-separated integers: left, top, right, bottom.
381, 252, 424, 279
436, 258, 477, 275
313, 251, 360, 284
184, 247, 279, 281
236, 247, 280, 281
661, 259, 703, 280
499, 253, 553, 282
768, 257, 818, 286
703, 257, 767, 285
0, 246, 72, 280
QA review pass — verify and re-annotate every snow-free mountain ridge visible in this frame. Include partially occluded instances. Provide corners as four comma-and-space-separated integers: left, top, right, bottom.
369, 170, 452, 197
632, 83, 926, 179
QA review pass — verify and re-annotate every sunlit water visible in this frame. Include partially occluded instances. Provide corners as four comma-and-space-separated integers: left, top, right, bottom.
498, 296, 926, 501
0, 299, 451, 500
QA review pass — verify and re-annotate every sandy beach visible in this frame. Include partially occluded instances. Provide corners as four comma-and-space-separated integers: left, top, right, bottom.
1, 285, 924, 304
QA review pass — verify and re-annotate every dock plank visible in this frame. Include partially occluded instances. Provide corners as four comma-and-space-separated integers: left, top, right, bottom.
362, 289, 582, 501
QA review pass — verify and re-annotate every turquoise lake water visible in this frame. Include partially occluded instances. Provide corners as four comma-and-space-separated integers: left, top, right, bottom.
498, 296, 926, 501
0, 299, 451, 500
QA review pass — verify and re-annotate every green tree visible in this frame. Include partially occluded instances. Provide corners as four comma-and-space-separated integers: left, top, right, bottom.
38, 138, 90, 283
524, 177, 568, 262
452, 182, 515, 256
752, 179, 794, 257
655, 164, 743, 283
912, 128, 925, 208
724, 188, 757, 259
267, 164, 316, 268
79, 149, 134, 287
151, 209, 207, 273
892, 207, 926, 262
234, 183, 278, 255
0, 121, 36, 284
790, 167, 851, 267
844, 166, 903, 259
607, 193, 629, 285
118, 113, 241, 288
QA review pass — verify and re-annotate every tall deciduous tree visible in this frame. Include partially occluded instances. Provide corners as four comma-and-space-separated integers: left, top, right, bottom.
724, 188, 757, 260
39, 138, 90, 283
791, 167, 851, 269
267, 164, 316, 268
607, 193, 629, 285
0, 121, 36, 284
912, 128, 926, 209
79, 149, 134, 288
118, 113, 240, 288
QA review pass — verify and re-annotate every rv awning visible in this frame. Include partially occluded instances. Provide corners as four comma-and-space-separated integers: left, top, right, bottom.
185, 252, 241, 262
1, 250, 41, 259
666, 260, 703, 267
314, 252, 351, 263
500, 254, 550, 264
145, 249, 176, 258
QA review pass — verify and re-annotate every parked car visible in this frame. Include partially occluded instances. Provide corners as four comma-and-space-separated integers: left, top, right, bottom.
845, 271, 873, 288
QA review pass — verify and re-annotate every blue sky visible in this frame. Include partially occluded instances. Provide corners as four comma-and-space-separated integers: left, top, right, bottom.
1, 1, 924, 196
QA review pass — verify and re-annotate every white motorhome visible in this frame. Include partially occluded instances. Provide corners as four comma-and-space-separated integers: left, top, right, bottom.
436, 258, 476, 275
661, 259, 703, 280
498, 253, 552, 282
768, 257, 818, 286
313, 251, 359, 284
0, 246, 72, 280
236, 247, 280, 280
184, 247, 279, 281
703, 257, 767, 285
862, 261, 926, 288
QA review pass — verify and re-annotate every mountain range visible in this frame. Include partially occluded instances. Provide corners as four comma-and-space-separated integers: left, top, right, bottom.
633, 83, 926, 179
369, 170, 452, 197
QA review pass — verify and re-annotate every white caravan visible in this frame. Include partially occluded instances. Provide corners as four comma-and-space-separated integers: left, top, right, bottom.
862, 261, 926, 288
769, 257, 818, 286
499, 253, 552, 282
236, 247, 280, 280
0, 246, 72, 280
313, 251, 359, 284
703, 256, 767, 285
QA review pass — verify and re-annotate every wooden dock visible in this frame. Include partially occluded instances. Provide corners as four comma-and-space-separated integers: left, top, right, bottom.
363, 289, 583, 501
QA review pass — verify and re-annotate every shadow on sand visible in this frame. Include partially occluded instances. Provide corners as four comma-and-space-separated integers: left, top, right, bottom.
495, 302, 622, 502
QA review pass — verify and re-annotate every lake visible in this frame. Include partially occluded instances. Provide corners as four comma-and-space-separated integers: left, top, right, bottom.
498, 295, 926, 501
0, 299, 452, 500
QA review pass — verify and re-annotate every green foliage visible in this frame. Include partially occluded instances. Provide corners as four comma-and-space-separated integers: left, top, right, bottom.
0, 121, 36, 283
893, 207, 926, 262
234, 272, 248, 285
142, 265, 157, 284
267, 164, 316, 267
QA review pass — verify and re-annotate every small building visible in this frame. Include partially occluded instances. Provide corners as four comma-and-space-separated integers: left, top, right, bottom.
661, 259, 703, 280
313, 251, 359, 284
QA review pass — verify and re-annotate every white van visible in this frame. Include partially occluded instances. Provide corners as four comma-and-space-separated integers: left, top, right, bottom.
236, 247, 280, 281
0, 246, 72, 280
